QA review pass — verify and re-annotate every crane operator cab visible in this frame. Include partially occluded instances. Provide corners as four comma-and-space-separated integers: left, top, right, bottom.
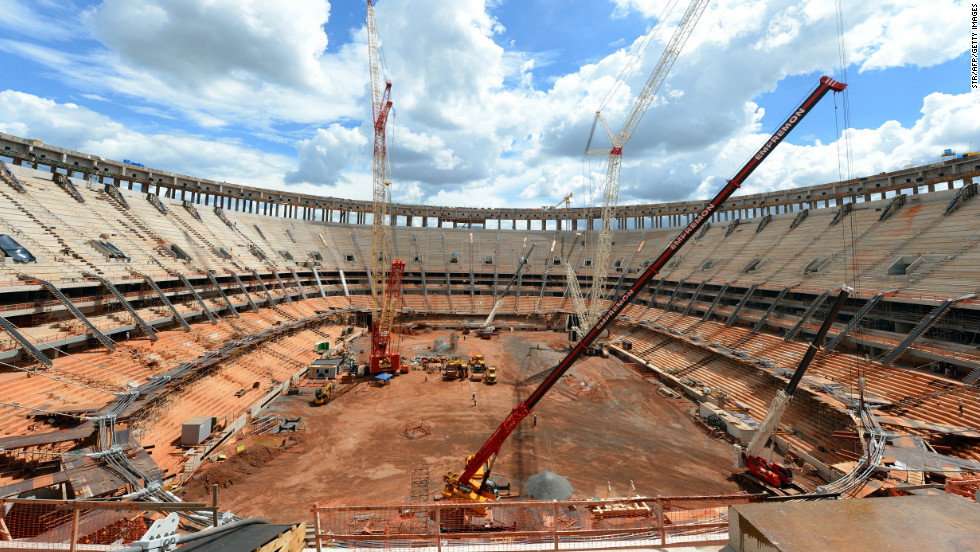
442, 455, 510, 505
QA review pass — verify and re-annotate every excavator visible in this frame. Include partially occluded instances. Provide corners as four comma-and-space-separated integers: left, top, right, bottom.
735, 286, 851, 489
312, 382, 335, 406
440, 76, 847, 507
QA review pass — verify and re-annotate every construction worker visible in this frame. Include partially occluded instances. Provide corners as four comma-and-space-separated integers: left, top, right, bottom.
472, 391, 476, 407
533, 414, 537, 428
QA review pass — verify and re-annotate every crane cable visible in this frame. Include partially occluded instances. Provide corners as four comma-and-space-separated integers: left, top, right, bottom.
584, 0, 683, 245
833, 0, 856, 294
597, 0, 681, 113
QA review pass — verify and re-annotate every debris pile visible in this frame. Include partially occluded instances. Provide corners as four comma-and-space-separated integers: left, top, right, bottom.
526, 470, 573, 500
433, 339, 451, 353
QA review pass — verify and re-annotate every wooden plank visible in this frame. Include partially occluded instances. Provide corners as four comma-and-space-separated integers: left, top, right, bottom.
0, 424, 95, 449
255, 523, 306, 552
0, 471, 71, 497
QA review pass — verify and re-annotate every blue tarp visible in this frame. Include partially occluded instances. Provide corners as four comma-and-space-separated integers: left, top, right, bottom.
375, 373, 393, 381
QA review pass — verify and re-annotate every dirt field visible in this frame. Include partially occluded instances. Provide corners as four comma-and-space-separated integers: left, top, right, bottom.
185, 328, 739, 522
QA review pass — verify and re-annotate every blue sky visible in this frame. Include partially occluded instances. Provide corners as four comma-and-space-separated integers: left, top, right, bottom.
0, 0, 976, 209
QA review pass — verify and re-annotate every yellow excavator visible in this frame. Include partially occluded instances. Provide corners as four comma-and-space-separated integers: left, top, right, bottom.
312, 382, 335, 406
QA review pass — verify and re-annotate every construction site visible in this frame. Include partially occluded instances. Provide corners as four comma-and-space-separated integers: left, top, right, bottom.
0, 1, 979, 551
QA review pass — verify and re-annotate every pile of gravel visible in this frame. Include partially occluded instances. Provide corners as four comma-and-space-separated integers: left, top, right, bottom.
526, 470, 573, 500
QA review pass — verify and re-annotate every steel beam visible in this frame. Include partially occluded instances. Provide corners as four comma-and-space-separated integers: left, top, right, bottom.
290, 268, 309, 300
250, 269, 276, 306
701, 281, 732, 321
271, 270, 293, 305
177, 274, 217, 323
230, 272, 260, 313
207, 272, 239, 318
825, 291, 889, 350
36, 278, 116, 349
725, 282, 759, 327
138, 274, 191, 331
681, 280, 707, 317
784, 289, 831, 341
751, 284, 797, 333
84, 273, 157, 340
0, 315, 52, 366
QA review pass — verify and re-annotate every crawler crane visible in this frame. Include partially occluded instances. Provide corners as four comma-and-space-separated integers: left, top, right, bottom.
441, 76, 847, 506
479, 242, 536, 338
736, 286, 851, 489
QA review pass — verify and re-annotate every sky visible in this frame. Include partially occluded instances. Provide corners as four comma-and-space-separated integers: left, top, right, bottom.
0, 0, 976, 213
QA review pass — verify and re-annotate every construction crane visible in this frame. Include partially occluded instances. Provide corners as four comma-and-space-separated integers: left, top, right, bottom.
575, 0, 710, 333
441, 76, 848, 506
370, 259, 405, 372
735, 286, 851, 488
366, 1, 404, 373
479, 242, 535, 338
367, 0, 393, 313
544, 192, 573, 210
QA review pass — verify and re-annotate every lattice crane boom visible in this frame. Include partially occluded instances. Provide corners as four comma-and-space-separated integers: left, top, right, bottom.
613, 0, 709, 149
578, 0, 710, 332
368, 0, 393, 313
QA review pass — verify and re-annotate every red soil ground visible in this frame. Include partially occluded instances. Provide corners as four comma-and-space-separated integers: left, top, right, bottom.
185, 329, 739, 522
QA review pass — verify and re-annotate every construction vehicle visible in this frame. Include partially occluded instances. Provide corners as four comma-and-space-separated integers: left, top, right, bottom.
479, 242, 535, 338
469, 354, 487, 381
735, 286, 851, 488
484, 366, 497, 385
369, 259, 405, 373
366, 1, 404, 374
440, 75, 847, 506
312, 382, 335, 406
444, 356, 466, 380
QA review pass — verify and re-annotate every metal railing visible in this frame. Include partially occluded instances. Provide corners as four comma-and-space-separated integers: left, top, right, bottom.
311, 493, 761, 551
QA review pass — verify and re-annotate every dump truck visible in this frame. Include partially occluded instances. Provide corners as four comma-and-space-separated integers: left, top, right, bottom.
444, 356, 466, 380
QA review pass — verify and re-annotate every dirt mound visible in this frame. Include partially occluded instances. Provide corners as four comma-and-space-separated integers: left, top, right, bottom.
182, 446, 279, 500
526, 470, 573, 500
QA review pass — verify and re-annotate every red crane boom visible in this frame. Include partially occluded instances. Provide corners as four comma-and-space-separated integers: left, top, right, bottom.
442, 76, 847, 504
370, 259, 405, 373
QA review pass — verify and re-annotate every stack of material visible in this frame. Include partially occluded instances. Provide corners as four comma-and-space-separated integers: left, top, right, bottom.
433, 339, 450, 353
526, 471, 573, 500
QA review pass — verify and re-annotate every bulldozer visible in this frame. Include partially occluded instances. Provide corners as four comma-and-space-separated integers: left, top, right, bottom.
312, 382, 335, 406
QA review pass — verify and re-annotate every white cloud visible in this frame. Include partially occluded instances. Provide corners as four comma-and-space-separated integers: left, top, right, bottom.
0, 0, 971, 210
0, 90, 295, 189
286, 124, 368, 187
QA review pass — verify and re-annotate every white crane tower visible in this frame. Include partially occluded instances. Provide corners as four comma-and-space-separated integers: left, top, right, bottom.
571, 0, 709, 335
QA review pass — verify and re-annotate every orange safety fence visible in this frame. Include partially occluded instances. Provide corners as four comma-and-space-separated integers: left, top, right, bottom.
311, 493, 761, 551
0, 498, 215, 550
945, 475, 980, 502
